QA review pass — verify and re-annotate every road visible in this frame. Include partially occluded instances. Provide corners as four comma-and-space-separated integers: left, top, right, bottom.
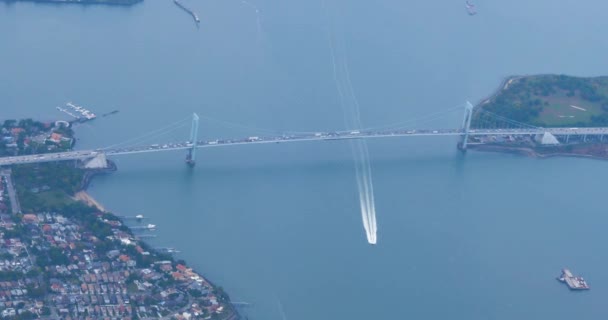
1, 127, 608, 166
1, 170, 21, 214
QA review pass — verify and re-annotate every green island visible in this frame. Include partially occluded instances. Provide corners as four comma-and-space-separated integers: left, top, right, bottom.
469, 74, 608, 159
476, 74, 608, 127
0, 119, 238, 319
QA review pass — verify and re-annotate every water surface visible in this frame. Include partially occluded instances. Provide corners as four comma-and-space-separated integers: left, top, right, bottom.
2, 0, 608, 318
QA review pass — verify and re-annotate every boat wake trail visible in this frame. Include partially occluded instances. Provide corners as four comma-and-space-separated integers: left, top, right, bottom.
275, 295, 288, 320
241, 0, 262, 39
352, 139, 377, 244
325, 0, 377, 244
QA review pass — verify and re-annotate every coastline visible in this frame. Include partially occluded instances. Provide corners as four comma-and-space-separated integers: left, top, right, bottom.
75, 162, 241, 320
73, 190, 106, 212
474, 73, 575, 107
469, 144, 608, 161
470, 74, 608, 160
475, 75, 522, 107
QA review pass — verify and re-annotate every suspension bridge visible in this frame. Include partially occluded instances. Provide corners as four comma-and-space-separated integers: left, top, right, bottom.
1, 102, 607, 167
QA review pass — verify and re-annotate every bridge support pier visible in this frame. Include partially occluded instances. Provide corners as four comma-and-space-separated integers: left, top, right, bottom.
458, 101, 474, 152
186, 113, 200, 167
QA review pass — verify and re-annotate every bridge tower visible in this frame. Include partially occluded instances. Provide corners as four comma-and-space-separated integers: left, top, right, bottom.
458, 101, 474, 151
186, 113, 200, 167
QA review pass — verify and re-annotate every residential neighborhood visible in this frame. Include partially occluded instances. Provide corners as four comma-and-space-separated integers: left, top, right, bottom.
1, 120, 74, 158
0, 179, 237, 319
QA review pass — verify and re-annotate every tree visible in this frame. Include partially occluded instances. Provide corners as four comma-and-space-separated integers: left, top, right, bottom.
14, 310, 36, 320
188, 289, 203, 297
3, 119, 16, 128
40, 307, 51, 316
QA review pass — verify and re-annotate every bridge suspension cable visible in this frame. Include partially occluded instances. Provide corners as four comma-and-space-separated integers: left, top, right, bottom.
100, 116, 192, 150
195, 114, 289, 136
98, 102, 545, 154
357, 104, 465, 132
193, 103, 467, 138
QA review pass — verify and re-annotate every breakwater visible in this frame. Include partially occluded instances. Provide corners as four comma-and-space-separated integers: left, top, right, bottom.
0, 0, 142, 5
173, 0, 200, 24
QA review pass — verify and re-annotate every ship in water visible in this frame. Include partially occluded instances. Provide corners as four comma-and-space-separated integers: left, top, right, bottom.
465, 1, 477, 15
557, 269, 590, 290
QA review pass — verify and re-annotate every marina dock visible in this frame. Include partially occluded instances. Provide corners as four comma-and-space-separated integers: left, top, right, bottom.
130, 224, 156, 230
173, 0, 200, 24
557, 269, 590, 290
57, 102, 97, 122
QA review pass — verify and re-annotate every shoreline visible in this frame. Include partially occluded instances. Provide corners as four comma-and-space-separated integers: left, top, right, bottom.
73, 190, 106, 212
474, 74, 534, 108
469, 144, 608, 161
471, 74, 608, 159
75, 162, 241, 320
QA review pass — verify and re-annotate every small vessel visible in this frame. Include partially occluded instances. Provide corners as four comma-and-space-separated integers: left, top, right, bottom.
557, 269, 590, 290
102, 110, 119, 117
147, 224, 156, 229
465, 1, 477, 15
135, 214, 144, 220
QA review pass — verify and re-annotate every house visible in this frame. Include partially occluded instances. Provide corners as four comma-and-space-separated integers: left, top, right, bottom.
48, 133, 63, 144
22, 214, 38, 224
10, 128, 24, 136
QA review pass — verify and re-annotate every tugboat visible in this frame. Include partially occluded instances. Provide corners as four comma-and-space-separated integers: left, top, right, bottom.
465, 1, 477, 15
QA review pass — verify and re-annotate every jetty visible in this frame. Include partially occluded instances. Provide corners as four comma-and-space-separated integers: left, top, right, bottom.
120, 214, 148, 221
130, 223, 156, 230
156, 247, 181, 254
173, 0, 200, 24
135, 234, 157, 239
57, 102, 97, 123
557, 269, 590, 290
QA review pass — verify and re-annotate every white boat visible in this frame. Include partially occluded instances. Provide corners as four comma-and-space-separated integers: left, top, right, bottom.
147, 224, 156, 229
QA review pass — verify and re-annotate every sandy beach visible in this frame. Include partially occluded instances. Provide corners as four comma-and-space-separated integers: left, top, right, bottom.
73, 191, 106, 212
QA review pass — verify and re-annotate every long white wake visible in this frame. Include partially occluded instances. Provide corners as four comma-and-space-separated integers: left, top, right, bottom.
240, 0, 262, 40
325, 1, 377, 244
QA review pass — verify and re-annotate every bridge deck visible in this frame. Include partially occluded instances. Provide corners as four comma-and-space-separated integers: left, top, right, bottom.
1, 127, 608, 166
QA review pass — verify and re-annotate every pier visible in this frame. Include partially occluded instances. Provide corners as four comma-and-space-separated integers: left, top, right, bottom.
135, 234, 157, 239
119, 214, 148, 221
57, 102, 97, 122
130, 224, 156, 231
557, 269, 590, 290
156, 247, 181, 254
173, 0, 200, 24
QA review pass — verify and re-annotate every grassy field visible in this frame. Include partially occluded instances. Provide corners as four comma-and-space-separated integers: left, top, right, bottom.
475, 75, 608, 127
11, 162, 83, 212
19, 189, 74, 212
